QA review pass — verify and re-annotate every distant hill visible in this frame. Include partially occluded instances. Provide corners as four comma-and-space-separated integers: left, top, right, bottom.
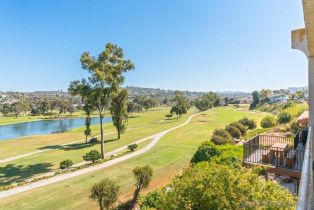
127, 86, 251, 99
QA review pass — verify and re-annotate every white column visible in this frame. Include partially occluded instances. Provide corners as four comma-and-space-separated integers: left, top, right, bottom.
309, 57, 314, 126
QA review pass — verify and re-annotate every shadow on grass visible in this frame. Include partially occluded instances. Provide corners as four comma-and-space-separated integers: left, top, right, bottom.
0, 163, 53, 186
38, 145, 64, 150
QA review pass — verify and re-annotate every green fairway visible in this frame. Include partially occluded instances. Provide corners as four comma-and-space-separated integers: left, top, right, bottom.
0, 107, 193, 186
0, 105, 268, 210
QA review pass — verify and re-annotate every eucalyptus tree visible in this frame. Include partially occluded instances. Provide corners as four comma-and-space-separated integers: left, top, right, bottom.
110, 89, 128, 139
69, 43, 134, 159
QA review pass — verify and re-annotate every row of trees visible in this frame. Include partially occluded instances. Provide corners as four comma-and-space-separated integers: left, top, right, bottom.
0, 96, 77, 117
194, 91, 220, 111
211, 117, 256, 145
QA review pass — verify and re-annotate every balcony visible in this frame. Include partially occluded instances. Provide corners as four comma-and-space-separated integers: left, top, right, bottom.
243, 134, 305, 178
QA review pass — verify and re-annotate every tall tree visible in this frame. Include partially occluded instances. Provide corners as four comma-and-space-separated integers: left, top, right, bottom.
69, 43, 134, 159
110, 89, 128, 139
249, 90, 260, 110
130, 165, 153, 209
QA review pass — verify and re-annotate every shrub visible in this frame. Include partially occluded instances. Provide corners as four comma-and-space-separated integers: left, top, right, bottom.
260, 115, 276, 128
191, 141, 221, 163
128, 143, 138, 152
59, 159, 73, 169
225, 125, 241, 139
277, 111, 292, 124
238, 117, 256, 129
141, 190, 163, 209
83, 149, 101, 163
282, 101, 296, 110
229, 122, 246, 136
212, 129, 232, 141
155, 162, 296, 210
211, 135, 229, 145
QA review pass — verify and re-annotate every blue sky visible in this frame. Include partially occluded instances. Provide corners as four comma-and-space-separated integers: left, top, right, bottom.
0, 0, 307, 92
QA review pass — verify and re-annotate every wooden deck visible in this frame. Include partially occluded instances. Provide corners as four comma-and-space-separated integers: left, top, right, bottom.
243, 134, 305, 178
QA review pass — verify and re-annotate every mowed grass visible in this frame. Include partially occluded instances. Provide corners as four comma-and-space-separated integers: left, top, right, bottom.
0, 107, 193, 186
0, 105, 268, 210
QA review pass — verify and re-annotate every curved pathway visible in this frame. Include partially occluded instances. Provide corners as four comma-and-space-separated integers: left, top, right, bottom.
0, 113, 199, 199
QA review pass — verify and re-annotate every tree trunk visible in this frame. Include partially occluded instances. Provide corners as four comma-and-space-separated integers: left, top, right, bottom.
130, 188, 140, 210
118, 128, 121, 140
85, 135, 88, 144
99, 111, 105, 159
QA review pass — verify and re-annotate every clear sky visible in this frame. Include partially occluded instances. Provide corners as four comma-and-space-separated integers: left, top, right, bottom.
0, 0, 307, 92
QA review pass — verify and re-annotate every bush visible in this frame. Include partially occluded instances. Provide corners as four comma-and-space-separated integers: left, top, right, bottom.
141, 190, 163, 209
211, 135, 229, 145
155, 162, 296, 210
229, 122, 246, 136
282, 101, 296, 110
260, 115, 276, 128
59, 159, 73, 169
238, 117, 256, 129
225, 125, 241, 139
83, 149, 101, 163
277, 111, 292, 124
212, 129, 232, 141
191, 141, 221, 163
128, 143, 138, 152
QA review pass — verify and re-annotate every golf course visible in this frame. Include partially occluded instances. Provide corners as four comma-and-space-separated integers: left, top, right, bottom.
0, 105, 267, 210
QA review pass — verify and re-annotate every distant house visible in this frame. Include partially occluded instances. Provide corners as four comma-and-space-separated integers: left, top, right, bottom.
269, 95, 289, 104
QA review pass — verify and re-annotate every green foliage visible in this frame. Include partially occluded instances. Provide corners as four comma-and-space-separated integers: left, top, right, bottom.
90, 178, 120, 210
59, 159, 73, 169
260, 115, 276, 128
211, 129, 233, 145
277, 111, 292, 124
191, 141, 221, 163
170, 105, 184, 119
131, 165, 153, 209
225, 125, 241, 139
194, 92, 220, 111
171, 91, 190, 118
128, 143, 138, 152
110, 89, 129, 139
245, 128, 271, 140
249, 90, 259, 110
141, 190, 163, 209
148, 162, 296, 210
229, 122, 246, 136
238, 117, 256, 129
83, 149, 101, 163
133, 165, 153, 190
69, 43, 135, 159
282, 101, 296, 110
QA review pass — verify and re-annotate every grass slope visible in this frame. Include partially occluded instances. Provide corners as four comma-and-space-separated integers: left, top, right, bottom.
0, 106, 267, 210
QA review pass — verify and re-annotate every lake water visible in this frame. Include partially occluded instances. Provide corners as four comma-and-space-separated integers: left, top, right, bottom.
0, 117, 111, 141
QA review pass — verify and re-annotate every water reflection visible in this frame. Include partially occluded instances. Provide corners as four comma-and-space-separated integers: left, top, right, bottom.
0, 117, 111, 140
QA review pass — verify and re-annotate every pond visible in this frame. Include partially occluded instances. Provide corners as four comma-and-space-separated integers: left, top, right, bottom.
0, 117, 111, 141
